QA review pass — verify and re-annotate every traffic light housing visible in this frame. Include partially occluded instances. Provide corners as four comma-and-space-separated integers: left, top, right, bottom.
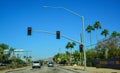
79, 44, 83, 52
56, 31, 60, 39
27, 27, 32, 36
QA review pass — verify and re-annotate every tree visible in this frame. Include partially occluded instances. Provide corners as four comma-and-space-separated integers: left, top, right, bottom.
86, 49, 96, 60
10, 56, 17, 63
117, 33, 120, 38
0, 47, 3, 62
73, 50, 80, 64
53, 53, 60, 63
71, 42, 76, 53
65, 42, 76, 64
101, 29, 109, 38
65, 42, 71, 52
111, 31, 118, 38
86, 24, 94, 48
0, 43, 9, 50
0, 43, 9, 62
53, 53, 69, 64
95, 35, 120, 59
94, 21, 101, 43
59, 53, 69, 64
101, 29, 109, 59
65, 42, 76, 54
111, 31, 118, 48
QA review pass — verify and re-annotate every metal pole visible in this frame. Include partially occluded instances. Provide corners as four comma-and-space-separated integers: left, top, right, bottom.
80, 33, 82, 65
81, 16, 87, 71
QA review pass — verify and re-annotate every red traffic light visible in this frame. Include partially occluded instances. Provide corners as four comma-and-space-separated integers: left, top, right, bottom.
80, 44, 83, 49
79, 44, 83, 52
56, 31, 60, 39
27, 27, 32, 35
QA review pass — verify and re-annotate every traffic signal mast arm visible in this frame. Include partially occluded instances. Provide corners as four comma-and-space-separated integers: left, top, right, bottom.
33, 30, 80, 44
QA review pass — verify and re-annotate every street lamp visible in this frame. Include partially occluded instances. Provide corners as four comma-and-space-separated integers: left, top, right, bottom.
42, 6, 87, 71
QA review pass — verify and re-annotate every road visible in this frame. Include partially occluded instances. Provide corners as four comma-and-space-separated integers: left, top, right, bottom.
5, 65, 80, 73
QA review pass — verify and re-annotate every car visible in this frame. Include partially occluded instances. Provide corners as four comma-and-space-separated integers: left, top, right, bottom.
0, 63, 6, 66
47, 62, 54, 67
32, 61, 41, 68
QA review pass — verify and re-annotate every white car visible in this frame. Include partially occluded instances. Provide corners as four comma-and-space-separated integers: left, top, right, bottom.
32, 61, 41, 68
48, 62, 54, 67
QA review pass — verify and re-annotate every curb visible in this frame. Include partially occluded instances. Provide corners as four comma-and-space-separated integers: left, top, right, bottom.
58, 66, 93, 73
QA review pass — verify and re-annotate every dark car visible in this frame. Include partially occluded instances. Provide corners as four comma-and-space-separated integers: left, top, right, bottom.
0, 63, 6, 66
32, 61, 41, 68
47, 62, 54, 67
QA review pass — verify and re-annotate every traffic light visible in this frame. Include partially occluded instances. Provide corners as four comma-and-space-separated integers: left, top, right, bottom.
27, 27, 32, 36
56, 31, 60, 39
79, 44, 83, 52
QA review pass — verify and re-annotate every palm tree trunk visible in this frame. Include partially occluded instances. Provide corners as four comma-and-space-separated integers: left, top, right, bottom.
105, 36, 108, 59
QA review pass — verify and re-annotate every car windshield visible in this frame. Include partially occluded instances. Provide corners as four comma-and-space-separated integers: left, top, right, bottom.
49, 62, 53, 64
33, 61, 39, 63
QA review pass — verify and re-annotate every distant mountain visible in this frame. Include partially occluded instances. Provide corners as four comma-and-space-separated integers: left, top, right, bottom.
43, 57, 53, 61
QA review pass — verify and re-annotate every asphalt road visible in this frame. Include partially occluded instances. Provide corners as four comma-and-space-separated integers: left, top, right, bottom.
5, 65, 79, 73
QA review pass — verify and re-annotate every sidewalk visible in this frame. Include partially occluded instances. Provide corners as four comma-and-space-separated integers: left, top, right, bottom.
62, 65, 120, 73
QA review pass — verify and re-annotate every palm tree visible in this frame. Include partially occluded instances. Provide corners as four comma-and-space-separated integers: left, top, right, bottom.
72, 42, 76, 47
70, 42, 76, 53
101, 29, 109, 38
117, 32, 120, 38
65, 42, 76, 64
111, 31, 118, 38
101, 29, 109, 59
111, 31, 118, 45
66, 42, 76, 54
65, 42, 71, 52
94, 21, 102, 43
86, 24, 94, 48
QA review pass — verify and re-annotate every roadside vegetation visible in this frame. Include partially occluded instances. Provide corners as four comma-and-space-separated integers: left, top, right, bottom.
0, 44, 32, 70
53, 21, 120, 67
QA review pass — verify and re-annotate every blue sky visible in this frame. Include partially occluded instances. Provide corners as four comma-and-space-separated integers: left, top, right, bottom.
0, 0, 120, 60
